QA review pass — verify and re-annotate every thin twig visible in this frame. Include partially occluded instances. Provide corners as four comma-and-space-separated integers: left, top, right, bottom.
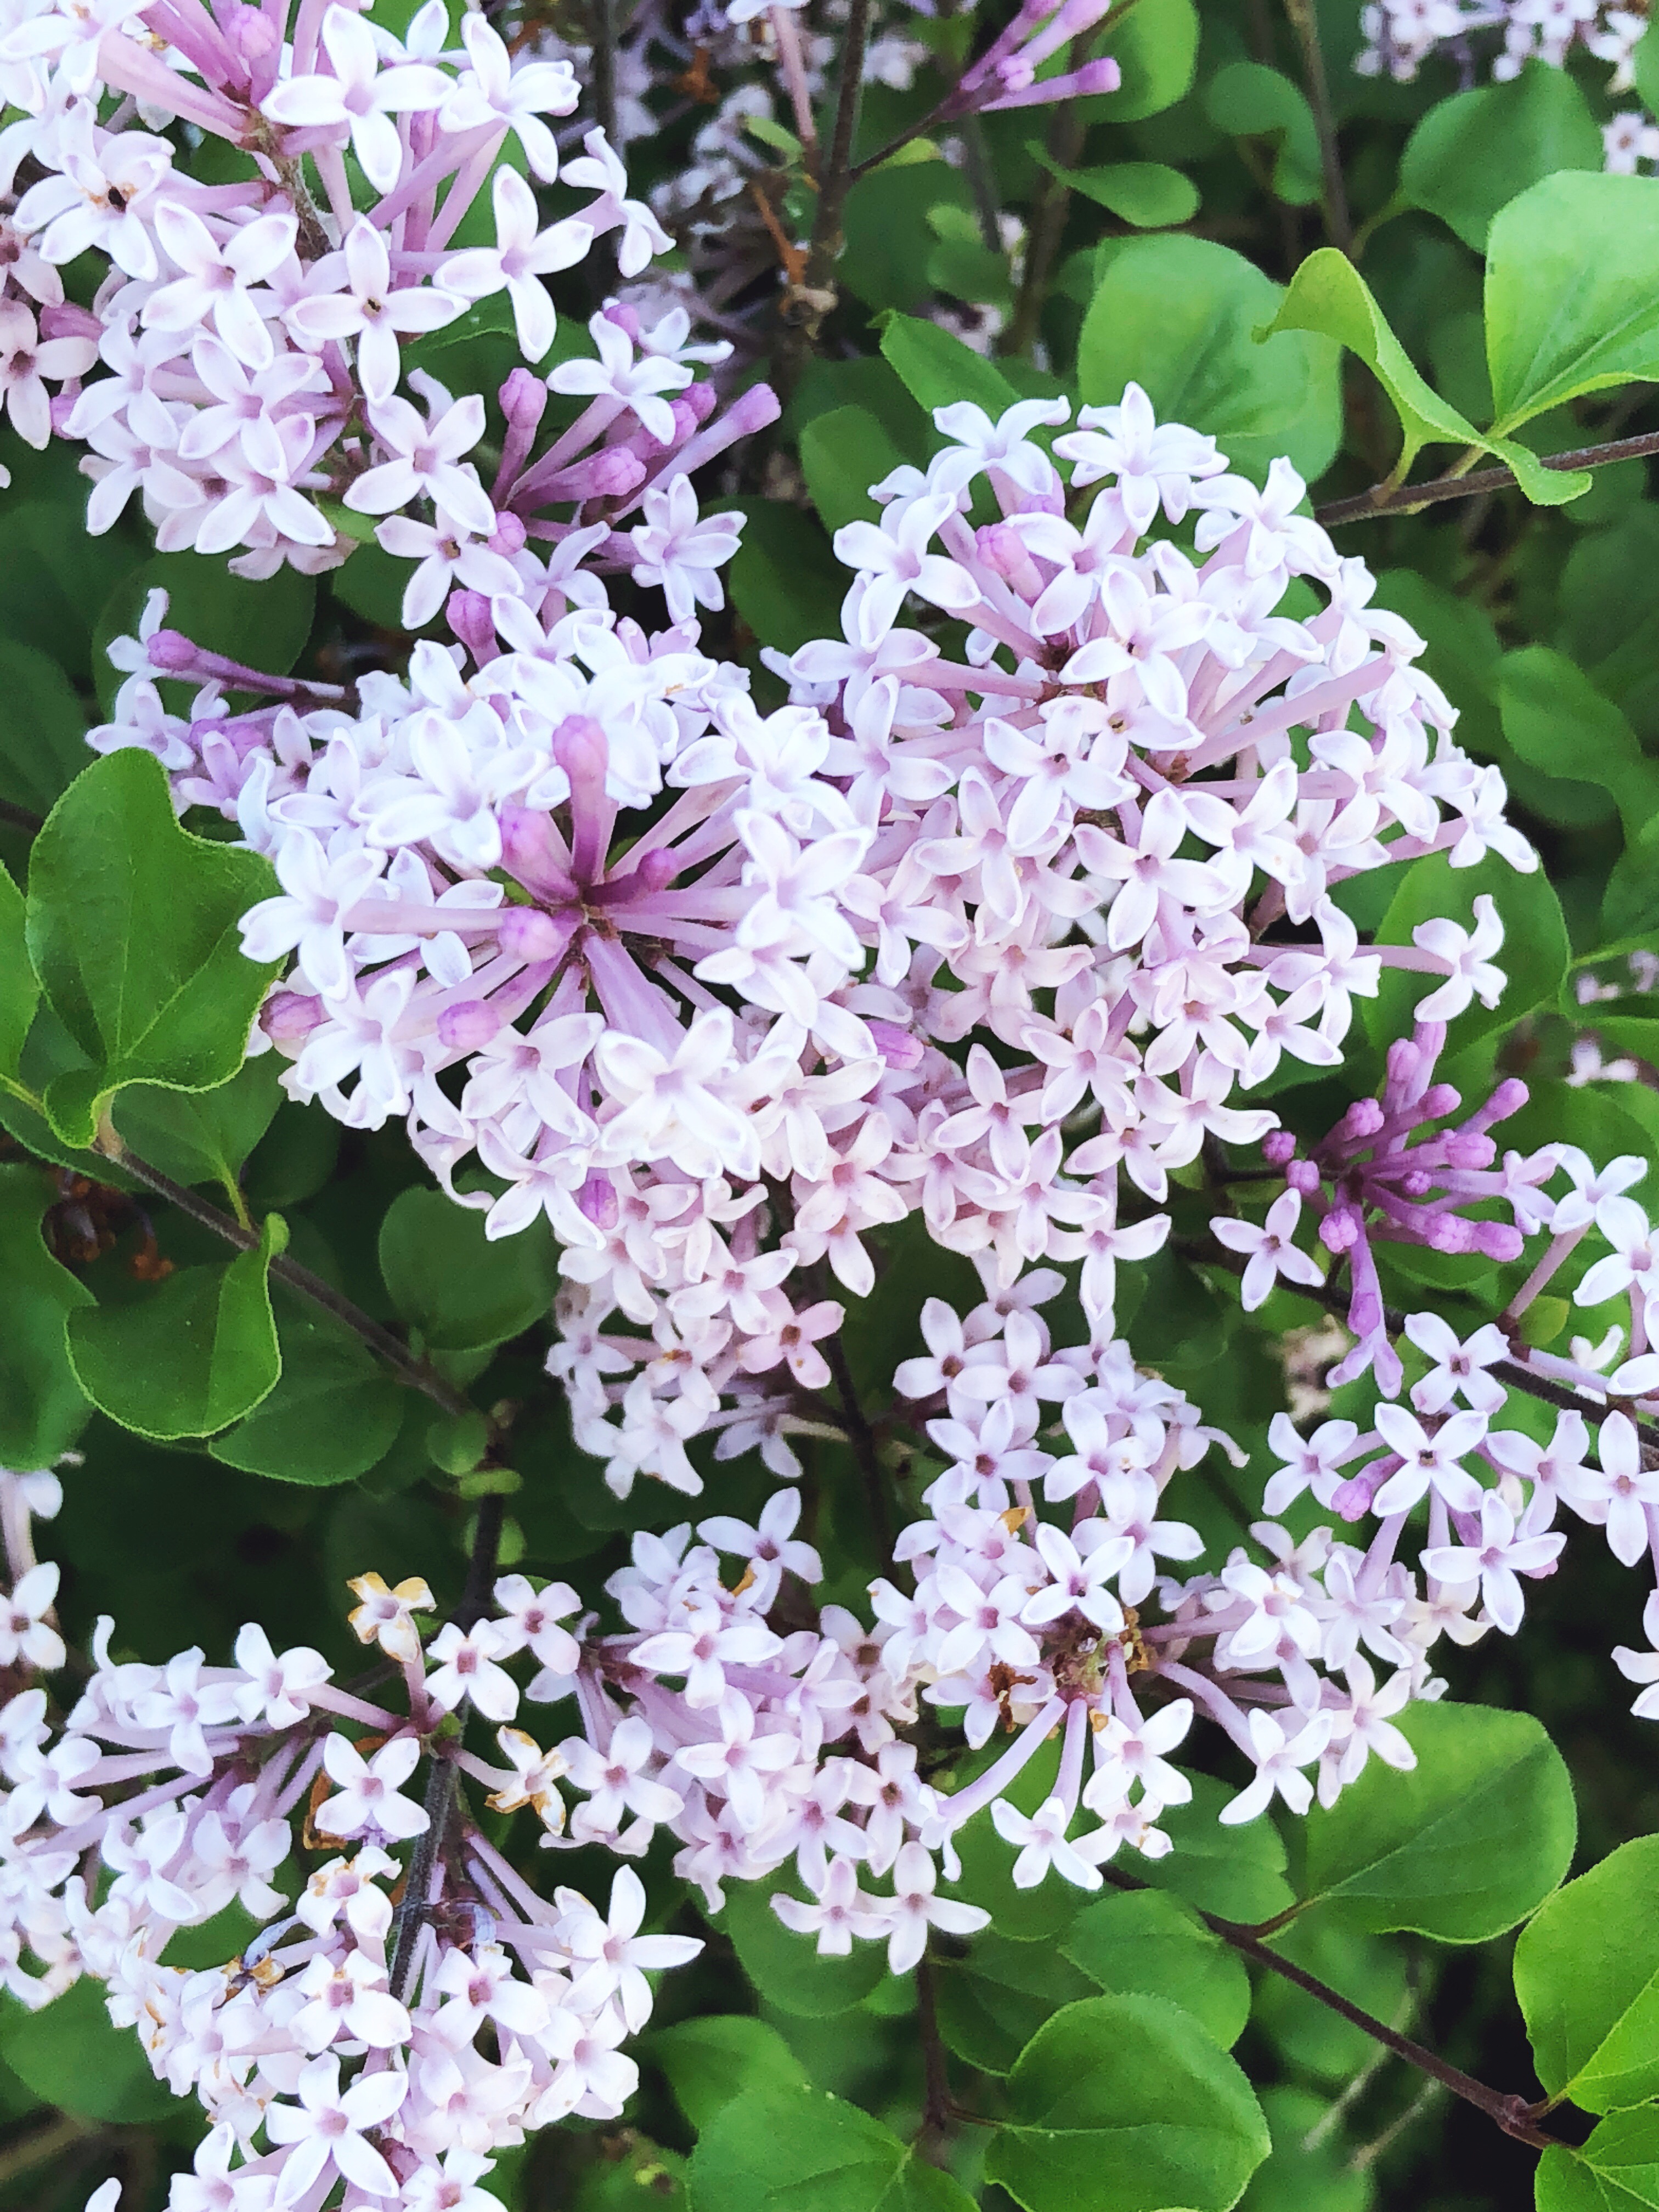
0, 2113, 98, 2187
770, 0, 876, 403
1282, 0, 1351, 255
0, 796, 43, 838
387, 1494, 505, 2001
1314, 428, 1659, 528
1100, 1868, 1561, 2151
999, 42, 1086, 359
100, 1137, 473, 1418
822, 1330, 894, 1557
915, 1953, 954, 2158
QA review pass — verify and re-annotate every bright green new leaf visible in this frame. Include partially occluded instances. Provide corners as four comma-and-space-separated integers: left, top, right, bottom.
1399, 63, 1601, 251
0, 1163, 93, 1468
1079, 235, 1341, 485
1079, 0, 1198, 122
1261, 249, 1484, 481
1536, 2111, 1659, 2212
1295, 1702, 1576, 1942
985, 1993, 1271, 2212
1061, 1889, 1251, 2050
378, 1186, 558, 1357
1204, 62, 1321, 205
25, 751, 280, 1148
67, 1214, 286, 1441
689, 2086, 976, 2212
648, 2015, 808, 2131
0, 861, 37, 1084
879, 312, 1019, 422
1499, 648, 1659, 842
800, 406, 910, 534
1026, 151, 1199, 228
1515, 1834, 1659, 2113
210, 1305, 404, 1485
1366, 849, 1571, 1059
1486, 172, 1659, 433
1261, 252, 1589, 504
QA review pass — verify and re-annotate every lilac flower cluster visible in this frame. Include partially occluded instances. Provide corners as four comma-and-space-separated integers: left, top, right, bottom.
0, 0, 766, 577
94, 386, 1542, 1516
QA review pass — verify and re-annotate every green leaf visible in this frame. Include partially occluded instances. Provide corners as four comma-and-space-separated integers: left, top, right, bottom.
209, 1304, 405, 1485
1025, 153, 1199, 228
1261, 251, 1589, 504
1079, 235, 1341, 486
1262, 250, 1486, 481
1365, 849, 1571, 1060
648, 2015, 809, 2132
1498, 648, 1659, 842
1486, 172, 1659, 434
1081, 0, 1199, 122
0, 640, 92, 823
25, 751, 279, 1148
1138, 1773, 1296, 1925
879, 312, 1020, 421
1515, 1834, 1659, 2114
1236, 2086, 1372, 2212
842, 164, 977, 314
1249, 1913, 1409, 2085
689, 2086, 976, 2212
112, 1057, 284, 1204
1399, 63, 1601, 252
985, 1993, 1271, 2212
934, 1929, 1098, 2074
92, 549, 316, 715
1295, 1702, 1576, 1942
0, 502, 144, 685
1537, 2111, 1659, 2212
0, 1982, 174, 2123
800, 406, 910, 534
716, 1878, 886, 2017
378, 1187, 557, 1357
1060, 1890, 1251, 2050
1204, 63, 1321, 205
0, 860, 38, 1083
726, 499, 847, 657
0, 1163, 94, 1468
67, 1214, 286, 1441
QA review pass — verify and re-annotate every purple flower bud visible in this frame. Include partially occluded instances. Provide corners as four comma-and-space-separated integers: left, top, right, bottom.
1287, 1158, 1321, 1195
975, 522, 1027, 579
500, 366, 548, 433
261, 991, 326, 1047
148, 628, 202, 673
634, 847, 679, 894
1473, 1222, 1525, 1262
684, 381, 719, 427
500, 807, 575, 901
1320, 1206, 1361, 1254
498, 906, 564, 962
602, 302, 641, 342
490, 511, 528, 557
868, 1019, 924, 1070
446, 589, 497, 663
1263, 1130, 1298, 1166
588, 448, 647, 498
1444, 1131, 1496, 1170
437, 998, 503, 1052
1331, 1475, 1376, 1523
577, 1171, 619, 1229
